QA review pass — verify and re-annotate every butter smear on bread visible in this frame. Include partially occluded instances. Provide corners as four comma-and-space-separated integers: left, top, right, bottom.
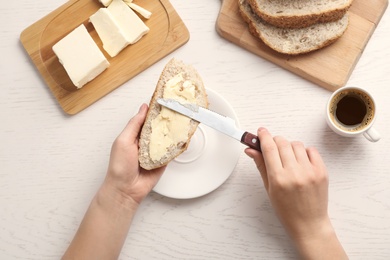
138, 58, 208, 170
149, 73, 197, 161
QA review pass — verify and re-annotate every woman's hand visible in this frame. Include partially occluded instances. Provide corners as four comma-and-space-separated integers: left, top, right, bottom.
245, 128, 347, 259
104, 103, 166, 206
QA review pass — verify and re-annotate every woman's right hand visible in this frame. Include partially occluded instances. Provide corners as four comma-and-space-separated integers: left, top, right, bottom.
245, 128, 347, 259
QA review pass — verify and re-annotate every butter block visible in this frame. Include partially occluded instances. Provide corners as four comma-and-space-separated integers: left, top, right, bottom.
52, 24, 109, 89
90, 8, 130, 57
107, 0, 150, 44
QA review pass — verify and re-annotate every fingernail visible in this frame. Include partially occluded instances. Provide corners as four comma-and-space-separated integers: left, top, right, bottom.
244, 149, 253, 158
138, 103, 147, 113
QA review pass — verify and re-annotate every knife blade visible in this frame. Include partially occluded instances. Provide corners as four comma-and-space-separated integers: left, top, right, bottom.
157, 98, 261, 151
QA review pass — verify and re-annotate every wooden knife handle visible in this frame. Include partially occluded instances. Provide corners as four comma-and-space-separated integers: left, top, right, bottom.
241, 132, 261, 152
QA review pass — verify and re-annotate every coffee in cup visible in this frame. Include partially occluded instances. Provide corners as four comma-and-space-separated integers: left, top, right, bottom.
326, 86, 380, 142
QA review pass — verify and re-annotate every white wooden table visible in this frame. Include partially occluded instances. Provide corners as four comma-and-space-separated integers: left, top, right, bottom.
1, 1, 390, 259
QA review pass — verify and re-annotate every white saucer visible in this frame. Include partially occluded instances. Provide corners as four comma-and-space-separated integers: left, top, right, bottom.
152, 88, 241, 199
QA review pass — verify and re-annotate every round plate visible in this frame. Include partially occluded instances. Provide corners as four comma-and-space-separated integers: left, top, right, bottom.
152, 88, 241, 199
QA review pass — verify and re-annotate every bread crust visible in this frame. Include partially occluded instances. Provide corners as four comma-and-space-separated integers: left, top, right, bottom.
247, 0, 353, 29
239, 0, 349, 55
138, 58, 208, 170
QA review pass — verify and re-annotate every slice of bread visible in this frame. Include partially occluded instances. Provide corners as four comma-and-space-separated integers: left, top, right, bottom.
138, 58, 208, 170
239, 0, 349, 55
248, 0, 353, 29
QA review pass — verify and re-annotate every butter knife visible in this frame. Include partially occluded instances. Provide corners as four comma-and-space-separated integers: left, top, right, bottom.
157, 98, 261, 151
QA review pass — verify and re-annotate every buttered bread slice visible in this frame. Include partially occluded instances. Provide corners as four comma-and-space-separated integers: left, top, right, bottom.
239, 0, 349, 55
139, 58, 208, 170
248, 0, 353, 29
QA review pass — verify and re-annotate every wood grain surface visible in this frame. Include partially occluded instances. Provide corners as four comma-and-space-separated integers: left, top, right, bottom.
216, 0, 388, 91
20, 0, 189, 115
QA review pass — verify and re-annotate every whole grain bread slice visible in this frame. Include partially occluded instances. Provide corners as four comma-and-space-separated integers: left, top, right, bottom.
138, 58, 208, 170
248, 0, 353, 29
239, 0, 349, 55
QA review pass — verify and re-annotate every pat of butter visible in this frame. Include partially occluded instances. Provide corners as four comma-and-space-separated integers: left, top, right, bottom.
98, 0, 112, 7
99, 0, 112, 7
90, 8, 130, 57
107, 0, 150, 44
128, 3, 152, 19
149, 73, 197, 162
52, 24, 110, 89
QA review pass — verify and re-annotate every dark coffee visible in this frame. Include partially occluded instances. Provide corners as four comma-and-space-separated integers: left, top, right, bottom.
329, 88, 375, 132
335, 95, 367, 125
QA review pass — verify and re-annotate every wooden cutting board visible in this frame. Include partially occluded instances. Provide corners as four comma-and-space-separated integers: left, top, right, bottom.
20, 0, 189, 115
216, 0, 388, 91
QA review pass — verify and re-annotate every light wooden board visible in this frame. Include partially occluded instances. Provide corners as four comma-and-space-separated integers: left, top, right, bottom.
20, 0, 189, 115
216, 0, 388, 91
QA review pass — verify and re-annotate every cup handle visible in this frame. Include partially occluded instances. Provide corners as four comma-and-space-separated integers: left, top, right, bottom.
363, 127, 381, 142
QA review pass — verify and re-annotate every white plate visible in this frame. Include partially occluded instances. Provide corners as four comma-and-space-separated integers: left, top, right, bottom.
152, 88, 242, 199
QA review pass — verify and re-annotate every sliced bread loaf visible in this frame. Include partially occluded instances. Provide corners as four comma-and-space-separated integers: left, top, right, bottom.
248, 0, 353, 29
239, 0, 349, 55
138, 58, 208, 170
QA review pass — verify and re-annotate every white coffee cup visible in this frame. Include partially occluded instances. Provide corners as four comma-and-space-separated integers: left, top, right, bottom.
326, 86, 381, 142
